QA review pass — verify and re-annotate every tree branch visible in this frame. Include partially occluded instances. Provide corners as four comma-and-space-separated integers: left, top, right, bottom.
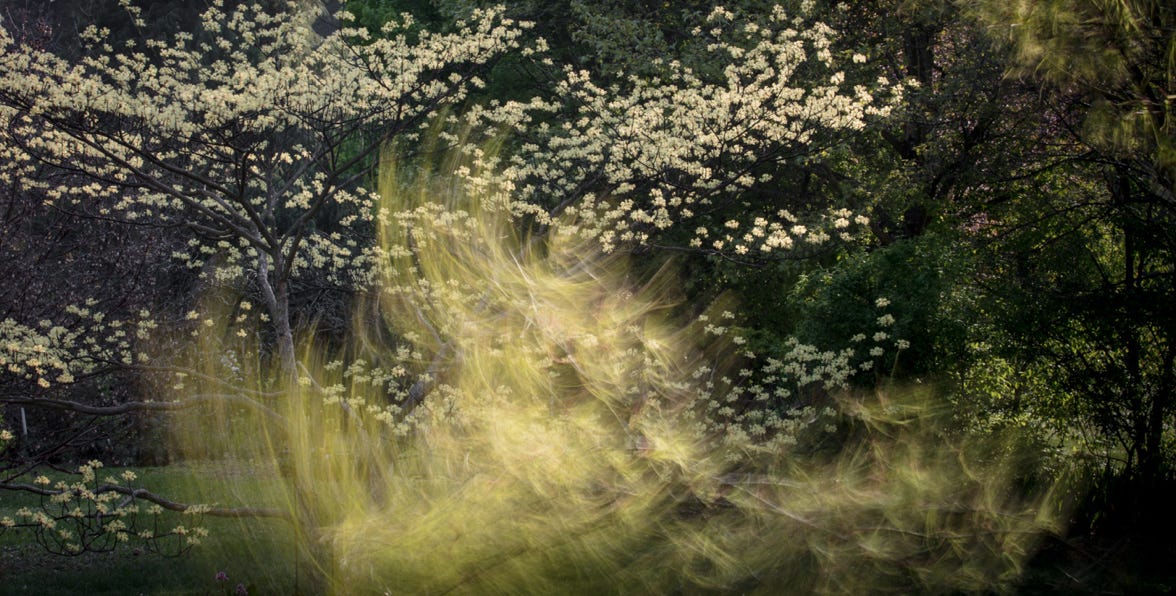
1, 394, 285, 426
0, 481, 291, 520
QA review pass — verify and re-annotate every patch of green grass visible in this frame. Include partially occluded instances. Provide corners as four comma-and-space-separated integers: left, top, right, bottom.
0, 462, 301, 595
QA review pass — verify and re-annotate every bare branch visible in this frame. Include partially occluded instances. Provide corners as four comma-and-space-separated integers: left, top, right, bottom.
1, 394, 285, 426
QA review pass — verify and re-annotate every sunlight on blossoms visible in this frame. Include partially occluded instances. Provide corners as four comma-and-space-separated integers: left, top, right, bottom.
168, 145, 1070, 594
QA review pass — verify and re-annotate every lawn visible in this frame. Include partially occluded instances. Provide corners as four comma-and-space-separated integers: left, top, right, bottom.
0, 462, 300, 595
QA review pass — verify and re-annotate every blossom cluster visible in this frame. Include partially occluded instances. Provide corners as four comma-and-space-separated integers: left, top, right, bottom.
0, 0, 531, 350
0, 304, 155, 392
461, 5, 895, 255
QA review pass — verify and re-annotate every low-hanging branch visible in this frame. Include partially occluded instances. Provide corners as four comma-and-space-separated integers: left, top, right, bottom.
0, 480, 291, 521
1, 393, 285, 426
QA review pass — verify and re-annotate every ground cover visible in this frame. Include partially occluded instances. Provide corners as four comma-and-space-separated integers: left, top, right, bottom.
0, 462, 297, 595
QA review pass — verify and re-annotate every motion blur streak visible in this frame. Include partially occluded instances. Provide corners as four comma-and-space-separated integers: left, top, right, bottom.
173, 146, 1069, 594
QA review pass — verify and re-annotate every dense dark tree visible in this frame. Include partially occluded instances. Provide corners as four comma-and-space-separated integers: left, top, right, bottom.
963, 0, 1175, 508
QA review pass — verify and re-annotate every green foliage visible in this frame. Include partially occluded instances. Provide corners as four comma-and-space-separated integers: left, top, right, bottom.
345, 0, 448, 32
790, 233, 971, 380
962, 0, 1176, 493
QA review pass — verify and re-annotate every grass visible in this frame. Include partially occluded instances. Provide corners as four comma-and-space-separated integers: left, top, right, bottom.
7, 461, 1174, 594
0, 462, 301, 595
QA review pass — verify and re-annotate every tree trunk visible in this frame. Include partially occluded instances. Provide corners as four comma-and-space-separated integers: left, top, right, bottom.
258, 250, 298, 379
1140, 347, 1173, 487
273, 277, 297, 378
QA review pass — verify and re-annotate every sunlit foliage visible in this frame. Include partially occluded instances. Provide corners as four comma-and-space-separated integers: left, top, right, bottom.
166, 150, 1067, 593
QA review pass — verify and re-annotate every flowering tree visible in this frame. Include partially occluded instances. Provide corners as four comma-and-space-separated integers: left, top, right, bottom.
463, 4, 893, 258
0, 0, 528, 374
0, 0, 528, 561
0, 0, 894, 502
0, 2, 1068, 591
